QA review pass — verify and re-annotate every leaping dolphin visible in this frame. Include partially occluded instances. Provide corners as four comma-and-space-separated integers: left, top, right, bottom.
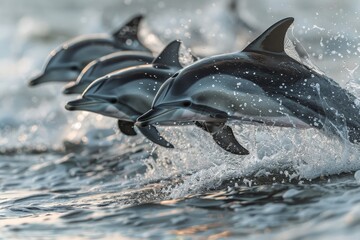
137, 17, 360, 155
63, 51, 154, 94
65, 40, 187, 148
29, 15, 150, 86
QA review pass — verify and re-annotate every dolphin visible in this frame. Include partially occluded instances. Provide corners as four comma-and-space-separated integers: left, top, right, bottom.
65, 40, 187, 148
63, 51, 154, 94
29, 14, 150, 86
136, 17, 360, 155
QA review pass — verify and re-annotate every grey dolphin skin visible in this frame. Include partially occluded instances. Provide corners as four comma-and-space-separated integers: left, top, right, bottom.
63, 51, 154, 94
137, 17, 360, 155
28, 15, 150, 86
65, 40, 186, 148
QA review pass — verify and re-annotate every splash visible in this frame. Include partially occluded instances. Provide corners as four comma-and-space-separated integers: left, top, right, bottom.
138, 124, 360, 198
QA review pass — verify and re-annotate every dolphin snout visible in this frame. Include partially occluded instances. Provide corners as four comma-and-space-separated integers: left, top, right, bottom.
63, 81, 77, 94
137, 109, 162, 127
136, 108, 176, 127
29, 69, 80, 87
65, 99, 85, 111
28, 73, 45, 87
137, 106, 225, 127
63, 81, 88, 95
65, 102, 77, 111
62, 87, 74, 95
65, 97, 104, 111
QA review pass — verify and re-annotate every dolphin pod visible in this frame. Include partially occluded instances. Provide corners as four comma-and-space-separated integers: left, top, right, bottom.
65, 40, 187, 148
137, 17, 360, 154
29, 15, 360, 155
28, 14, 150, 86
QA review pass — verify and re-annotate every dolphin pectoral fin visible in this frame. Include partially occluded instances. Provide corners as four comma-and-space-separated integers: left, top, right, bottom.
212, 125, 249, 155
137, 125, 174, 148
195, 121, 249, 155
117, 120, 137, 136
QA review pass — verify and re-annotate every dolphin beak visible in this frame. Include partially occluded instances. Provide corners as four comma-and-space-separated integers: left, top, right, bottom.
65, 96, 129, 120
136, 108, 178, 127
137, 106, 226, 127
65, 97, 106, 111
28, 69, 80, 87
28, 73, 46, 86
63, 81, 88, 95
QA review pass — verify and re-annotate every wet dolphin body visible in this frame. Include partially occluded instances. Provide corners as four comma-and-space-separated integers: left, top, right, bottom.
65, 40, 187, 148
137, 17, 360, 155
29, 15, 150, 86
63, 51, 154, 94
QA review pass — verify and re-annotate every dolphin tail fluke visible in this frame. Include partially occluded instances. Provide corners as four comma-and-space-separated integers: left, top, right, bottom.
117, 120, 137, 136
195, 121, 249, 155
137, 125, 174, 148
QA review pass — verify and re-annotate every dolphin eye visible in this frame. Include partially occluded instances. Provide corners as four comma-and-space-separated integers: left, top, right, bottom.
109, 98, 118, 104
172, 72, 179, 78
70, 65, 79, 71
182, 100, 192, 107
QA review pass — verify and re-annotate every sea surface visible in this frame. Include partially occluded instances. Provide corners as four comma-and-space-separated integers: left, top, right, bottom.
1, 0, 360, 239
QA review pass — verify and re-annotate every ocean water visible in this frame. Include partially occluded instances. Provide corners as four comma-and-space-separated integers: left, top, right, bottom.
1, 0, 360, 239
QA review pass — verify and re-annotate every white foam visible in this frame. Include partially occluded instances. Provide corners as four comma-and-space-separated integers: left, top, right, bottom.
138, 124, 360, 198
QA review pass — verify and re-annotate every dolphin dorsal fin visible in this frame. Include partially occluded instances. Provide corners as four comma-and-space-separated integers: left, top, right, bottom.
243, 17, 294, 55
112, 14, 149, 52
152, 40, 182, 68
